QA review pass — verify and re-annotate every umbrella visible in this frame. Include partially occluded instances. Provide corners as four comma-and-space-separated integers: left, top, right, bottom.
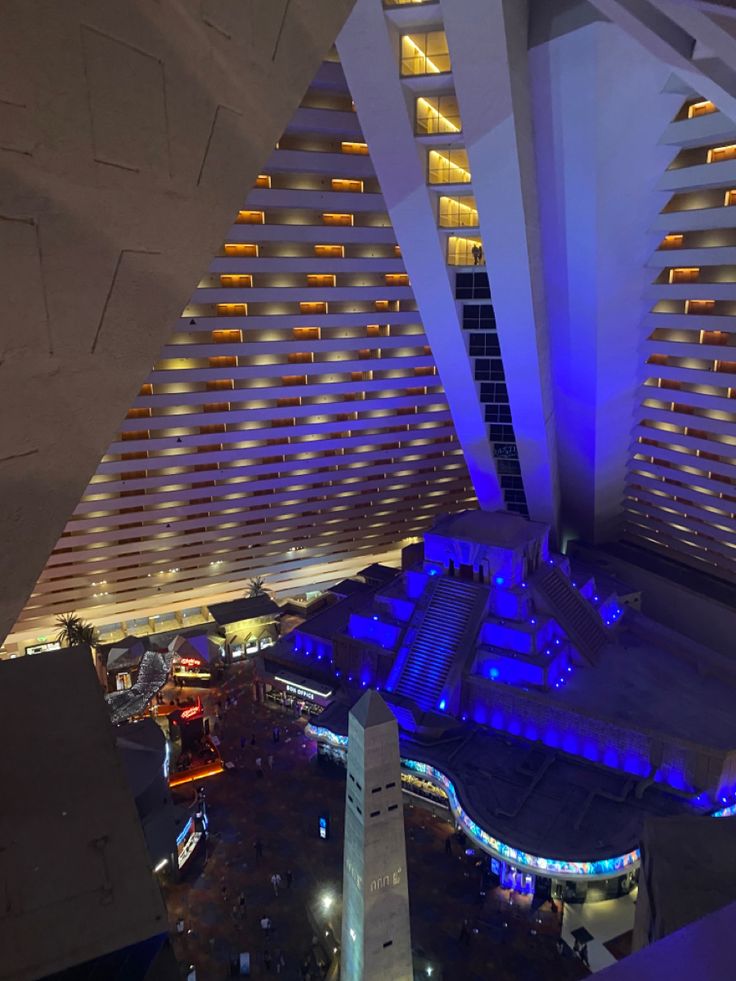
571, 926, 594, 944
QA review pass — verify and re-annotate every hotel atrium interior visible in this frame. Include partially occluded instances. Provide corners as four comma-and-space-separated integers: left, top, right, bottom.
2, 0, 736, 978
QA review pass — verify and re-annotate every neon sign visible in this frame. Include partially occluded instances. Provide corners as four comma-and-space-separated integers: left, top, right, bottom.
178, 656, 205, 669
181, 698, 203, 720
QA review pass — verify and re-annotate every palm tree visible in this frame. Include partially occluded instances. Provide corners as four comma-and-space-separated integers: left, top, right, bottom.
55, 612, 98, 649
55, 612, 84, 647
246, 576, 267, 598
77, 622, 99, 648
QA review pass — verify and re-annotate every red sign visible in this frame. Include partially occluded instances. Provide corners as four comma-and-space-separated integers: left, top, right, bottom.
178, 656, 205, 669
181, 698, 203, 721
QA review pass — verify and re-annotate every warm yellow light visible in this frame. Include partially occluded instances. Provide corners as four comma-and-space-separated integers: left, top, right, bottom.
688, 100, 716, 119
403, 35, 443, 75
417, 97, 460, 133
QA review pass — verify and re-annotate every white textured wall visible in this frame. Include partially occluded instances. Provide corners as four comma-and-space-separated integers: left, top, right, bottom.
0, 0, 354, 643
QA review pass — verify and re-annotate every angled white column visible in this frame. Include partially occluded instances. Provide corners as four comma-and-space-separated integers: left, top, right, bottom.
528, 16, 680, 544
442, 0, 560, 534
341, 690, 412, 981
337, 0, 504, 511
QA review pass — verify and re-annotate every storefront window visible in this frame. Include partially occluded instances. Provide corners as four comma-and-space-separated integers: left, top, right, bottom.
416, 95, 461, 135
439, 195, 479, 227
401, 31, 451, 76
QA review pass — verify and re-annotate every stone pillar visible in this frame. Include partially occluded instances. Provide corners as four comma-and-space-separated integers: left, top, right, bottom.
341, 690, 412, 981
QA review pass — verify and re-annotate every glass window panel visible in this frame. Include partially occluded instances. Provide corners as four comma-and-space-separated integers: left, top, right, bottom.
400, 31, 450, 76
416, 96, 461, 135
428, 148, 471, 184
439, 195, 479, 227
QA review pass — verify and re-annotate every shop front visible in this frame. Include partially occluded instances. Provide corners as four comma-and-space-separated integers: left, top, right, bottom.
264, 667, 333, 717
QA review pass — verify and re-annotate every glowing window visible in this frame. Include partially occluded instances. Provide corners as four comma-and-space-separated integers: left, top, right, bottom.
211, 329, 242, 343
219, 274, 253, 288
439, 195, 479, 227
400, 31, 450, 76
684, 299, 715, 314
300, 301, 328, 314
660, 233, 684, 250
707, 144, 736, 164
447, 235, 483, 266
341, 141, 369, 155
331, 178, 364, 193
314, 244, 344, 258
394, 244, 402, 257
255, 174, 271, 188
724, 190, 736, 207
428, 148, 471, 184
207, 378, 234, 391
416, 96, 461, 135
224, 243, 258, 257
385, 273, 409, 286
216, 303, 248, 316
668, 267, 699, 284
307, 274, 336, 287
322, 213, 354, 226
236, 210, 265, 224
687, 100, 716, 119
293, 327, 320, 340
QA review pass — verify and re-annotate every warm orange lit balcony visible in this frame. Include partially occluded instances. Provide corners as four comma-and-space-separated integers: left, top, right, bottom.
684, 300, 715, 314
236, 210, 265, 224
660, 233, 684, 249
216, 303, 248, 316
224, 243, 259, 257
293, 326, 320, 340
300, 301, 328, 314
314, 244, 344, 258
322, 212, 354, 227
700, 330, 729, 346
219, 274, 253, 288
332, 178, 364, 193
206, 378, 234, 391
385, 273, 409, 286
209, 355, 237, 368
394, 244, 402, 257
255, 174, 271, 188
668, 267, 700, 284
725, 190, 736, 207
688, 100, 716, 119
341, 141, 369, 155
211, 329, 242, 343
707, 144, 736, 164
307, 274, 336, 287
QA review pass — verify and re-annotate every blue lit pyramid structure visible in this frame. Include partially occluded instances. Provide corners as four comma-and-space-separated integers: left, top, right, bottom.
266, 509, 736, 886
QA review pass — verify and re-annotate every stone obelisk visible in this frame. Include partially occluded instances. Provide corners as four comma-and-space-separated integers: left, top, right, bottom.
340, 690, 412, 981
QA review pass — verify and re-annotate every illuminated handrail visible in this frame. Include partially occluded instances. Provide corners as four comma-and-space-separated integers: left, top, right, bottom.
306, 722, 736, 879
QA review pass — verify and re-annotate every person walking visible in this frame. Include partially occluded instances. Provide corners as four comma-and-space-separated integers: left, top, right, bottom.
271, 872, 280, 897
285, 869, 293, 889
471, 244, 480, 266
477, 245, 484, 265
268, 754, 274, 770
256, 756, 264, 778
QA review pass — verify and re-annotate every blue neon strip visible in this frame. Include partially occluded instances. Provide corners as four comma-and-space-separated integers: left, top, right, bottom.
306, 722, 736, 879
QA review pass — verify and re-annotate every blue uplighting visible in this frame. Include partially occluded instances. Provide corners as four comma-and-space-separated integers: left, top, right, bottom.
495, 576, 505, 586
